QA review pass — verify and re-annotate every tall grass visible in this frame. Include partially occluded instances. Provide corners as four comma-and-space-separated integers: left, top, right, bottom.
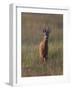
21, 13, 63, 77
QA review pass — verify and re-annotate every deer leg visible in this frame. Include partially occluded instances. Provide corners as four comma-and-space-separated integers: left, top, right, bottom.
42, 57, 47, 65
40, 56, 44, 64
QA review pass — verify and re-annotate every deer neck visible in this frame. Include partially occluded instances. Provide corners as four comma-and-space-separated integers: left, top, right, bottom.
43, 38, 48, 46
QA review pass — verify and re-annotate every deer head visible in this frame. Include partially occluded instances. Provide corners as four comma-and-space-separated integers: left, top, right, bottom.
43, 27, 51, 40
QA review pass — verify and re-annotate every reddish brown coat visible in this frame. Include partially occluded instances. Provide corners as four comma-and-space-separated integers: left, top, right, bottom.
39, 39, 48, 63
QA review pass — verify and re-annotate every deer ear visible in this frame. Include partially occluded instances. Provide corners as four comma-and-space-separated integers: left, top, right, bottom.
43, 29, 45, 32
43, 29, 46, 32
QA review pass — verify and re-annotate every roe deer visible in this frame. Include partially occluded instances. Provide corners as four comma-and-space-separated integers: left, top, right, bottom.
39, 27, 50, 63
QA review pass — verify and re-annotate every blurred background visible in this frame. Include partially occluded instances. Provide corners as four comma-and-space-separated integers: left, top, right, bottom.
21, 13, 63, 77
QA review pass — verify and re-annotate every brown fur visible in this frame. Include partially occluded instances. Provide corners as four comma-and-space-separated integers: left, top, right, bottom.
39, 38, 48, 63
39, 27, 51, 63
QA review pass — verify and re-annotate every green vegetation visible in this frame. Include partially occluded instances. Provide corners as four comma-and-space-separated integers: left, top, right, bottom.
21, 13, 63, 77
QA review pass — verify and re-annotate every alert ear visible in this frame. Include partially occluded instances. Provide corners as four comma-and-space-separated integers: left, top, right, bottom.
43, 29, 46, 33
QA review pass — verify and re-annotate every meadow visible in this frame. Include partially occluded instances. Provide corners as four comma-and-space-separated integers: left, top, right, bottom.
21, 13, 63, 77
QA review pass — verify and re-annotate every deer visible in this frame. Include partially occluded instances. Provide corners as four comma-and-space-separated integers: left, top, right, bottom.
39, 27, 50, 63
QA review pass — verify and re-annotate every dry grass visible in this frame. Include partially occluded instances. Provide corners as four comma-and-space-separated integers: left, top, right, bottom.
21, 13, 63, 77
